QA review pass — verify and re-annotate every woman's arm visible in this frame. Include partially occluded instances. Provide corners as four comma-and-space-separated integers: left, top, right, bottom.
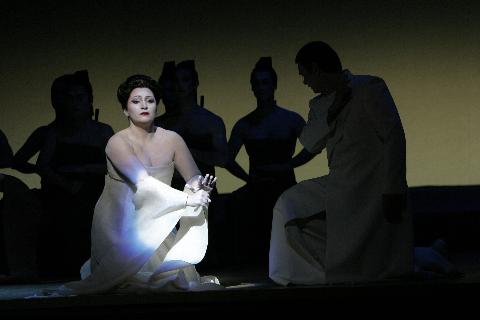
170, 132, 202, 183
108, 133, 209, 208
105, 134, 150, 185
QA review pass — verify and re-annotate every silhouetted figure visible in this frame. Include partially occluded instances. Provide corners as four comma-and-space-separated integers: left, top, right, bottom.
162, 60, 228, 271
0, 129, 13, 278
155, 61, 179, 129
154, 61, 185, 192
269, 41, 414, 285
0, 174, 41, 283
54, 74, 219, 295
20, 70, 114, 280
171, 60, 228, 181
0, 130, 13, 168
226, 57, 315, 269
0, 130, 41, 283
12, 125, 55, 175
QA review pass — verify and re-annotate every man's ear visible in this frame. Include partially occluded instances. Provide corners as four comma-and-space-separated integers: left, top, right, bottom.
311, 62, 321, 76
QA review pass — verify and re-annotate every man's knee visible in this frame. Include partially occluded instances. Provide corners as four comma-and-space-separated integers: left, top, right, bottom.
285, 211, 326, 229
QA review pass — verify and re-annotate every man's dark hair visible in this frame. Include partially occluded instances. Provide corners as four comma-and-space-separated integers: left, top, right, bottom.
117, 74, 161, 110
250, 56, 278, 88
295, 41, 342, 73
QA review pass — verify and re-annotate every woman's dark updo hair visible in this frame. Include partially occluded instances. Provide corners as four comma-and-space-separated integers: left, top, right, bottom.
117, 74, 161, 110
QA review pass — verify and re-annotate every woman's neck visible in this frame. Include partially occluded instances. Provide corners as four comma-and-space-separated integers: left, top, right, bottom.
128, 121, 155, 142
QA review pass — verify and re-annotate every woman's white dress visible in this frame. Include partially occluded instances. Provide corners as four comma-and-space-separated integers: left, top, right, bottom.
57, 159, 219, 294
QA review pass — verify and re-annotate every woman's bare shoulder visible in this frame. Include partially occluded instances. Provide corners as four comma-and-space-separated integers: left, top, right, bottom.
155, 127, 183, 142
106, 129, 131, 149
110, 128, 130, 140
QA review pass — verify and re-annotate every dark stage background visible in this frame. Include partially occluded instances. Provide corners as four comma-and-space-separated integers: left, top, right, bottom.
1, 0, 479, 192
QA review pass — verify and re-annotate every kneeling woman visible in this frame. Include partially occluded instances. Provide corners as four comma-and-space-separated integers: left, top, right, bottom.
59, 74, 219, 294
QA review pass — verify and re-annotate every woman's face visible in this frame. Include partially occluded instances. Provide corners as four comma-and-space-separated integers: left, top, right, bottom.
124, 87, 157, 125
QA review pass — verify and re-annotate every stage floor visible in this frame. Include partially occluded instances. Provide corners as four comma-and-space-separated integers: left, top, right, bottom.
1, 260, 480, 317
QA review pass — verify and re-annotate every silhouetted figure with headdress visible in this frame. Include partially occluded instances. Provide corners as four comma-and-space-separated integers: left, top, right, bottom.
154, 61, 185, 192
156, 60, 228, 271
14, 70, 114, 280
226, 57, 315, 270
171, 60, 228, 176
12, 76, 72, 175
155, 61, 179, 131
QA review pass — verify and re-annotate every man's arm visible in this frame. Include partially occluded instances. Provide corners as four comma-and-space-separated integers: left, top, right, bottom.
0, 129, 13, 168
36, 128, 83, 193
255, 113, 317, 173
189, 118, 228, 168
363, 78, 407, 221
289, 114, 317, 168
55, 125, 114, 175
299, 95, 335, 154
12, 126, 48, 173
289, 148, 317, 168
363, 77, 407, 195
225, 160, 249, 183
225, 120, 249, 183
